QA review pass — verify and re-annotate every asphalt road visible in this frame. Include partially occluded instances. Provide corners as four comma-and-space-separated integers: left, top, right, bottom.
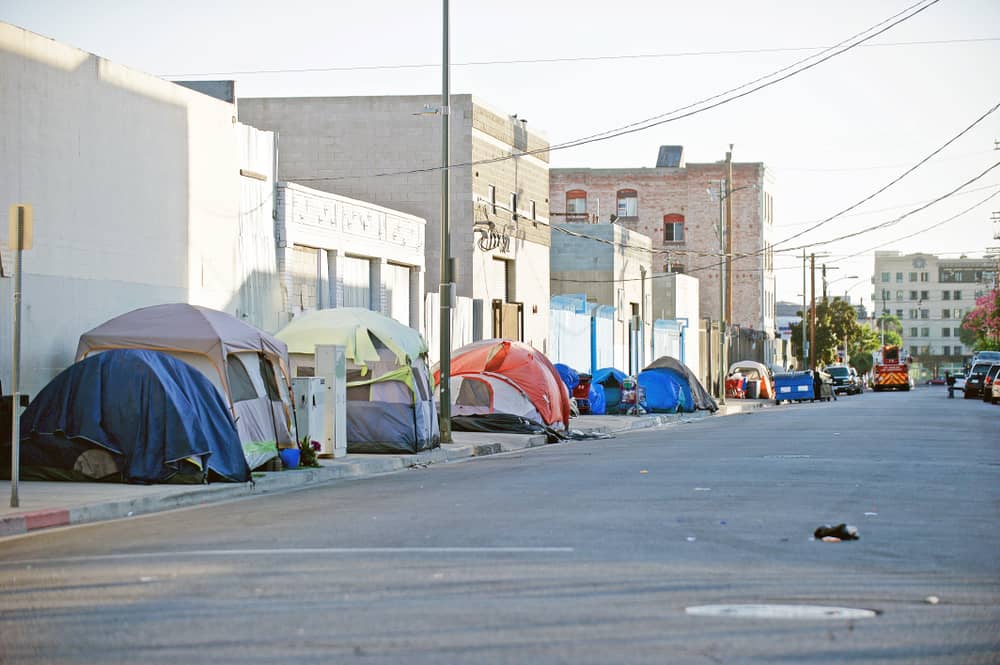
1, 386, 998, 664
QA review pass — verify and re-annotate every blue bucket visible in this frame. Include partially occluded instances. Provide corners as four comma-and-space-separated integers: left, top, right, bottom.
278, 448, 300, 469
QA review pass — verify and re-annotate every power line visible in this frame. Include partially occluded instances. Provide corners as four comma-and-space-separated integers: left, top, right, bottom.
292, 0, 941, 184
771, 101, 1000, 249
161, 37, 998, 78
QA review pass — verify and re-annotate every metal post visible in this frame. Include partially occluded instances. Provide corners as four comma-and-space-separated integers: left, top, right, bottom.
10, 207, 24, 507
801, 250, 807, 370
438, 0, 452, 443
725, 147, 734, 324
810, 253, 816, 371
718, 186, 726, 405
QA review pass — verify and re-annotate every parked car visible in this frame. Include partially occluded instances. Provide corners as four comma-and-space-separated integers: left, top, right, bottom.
826, 364, 861, 395
964, 361, 994, 399
982, 363, 1000, 404
926, 376, 946, 385
954, 374, 967, 392
992, 367, 1000, 404
850, 367, 864, 393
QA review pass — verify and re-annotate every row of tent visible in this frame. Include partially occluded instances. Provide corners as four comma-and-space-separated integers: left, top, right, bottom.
555, 360, 719, 415
3, 302, 720, 486
1, 304, 580, 485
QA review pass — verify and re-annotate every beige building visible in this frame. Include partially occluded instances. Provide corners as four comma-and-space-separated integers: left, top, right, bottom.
238, 95, 552, 356
872, 251, 997, 375
549, 146, 777, 362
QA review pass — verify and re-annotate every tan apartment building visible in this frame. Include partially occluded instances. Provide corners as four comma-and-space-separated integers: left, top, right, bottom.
550, 146, 778, 362
238, 95, 551, 359
872, 251, 997, 377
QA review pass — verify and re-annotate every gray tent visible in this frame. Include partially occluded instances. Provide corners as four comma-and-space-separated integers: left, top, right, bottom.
76, 303, 296, 468
643, 356, 719, 412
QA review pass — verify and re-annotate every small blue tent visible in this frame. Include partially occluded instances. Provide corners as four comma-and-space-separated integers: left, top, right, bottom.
9, 349, 249, 483
592, 368, 626, 413
639, 356, 718, 413
554, 363, 580, 391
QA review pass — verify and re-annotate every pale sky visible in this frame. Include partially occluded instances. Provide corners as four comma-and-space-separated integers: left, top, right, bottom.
3, 0, 998, 309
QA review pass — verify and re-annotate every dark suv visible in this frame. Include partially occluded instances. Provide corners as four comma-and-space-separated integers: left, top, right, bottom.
964, 361, 994, 399
826, 365, 861, 395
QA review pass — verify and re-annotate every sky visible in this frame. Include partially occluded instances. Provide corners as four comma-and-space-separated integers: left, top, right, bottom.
3, 0, 998, 309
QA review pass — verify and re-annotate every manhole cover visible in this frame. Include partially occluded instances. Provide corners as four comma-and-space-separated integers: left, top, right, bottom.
685, 604, 876, 620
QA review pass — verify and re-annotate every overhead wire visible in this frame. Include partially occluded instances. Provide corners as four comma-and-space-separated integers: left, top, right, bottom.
291, 0, 942, 183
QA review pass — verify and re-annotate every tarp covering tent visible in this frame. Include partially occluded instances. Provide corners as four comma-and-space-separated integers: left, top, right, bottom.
276, 307, 439, 454
728, 360, 774, 399
554, 363, 580, 392
2, 350, 249, 484
437, 339, 571, 430
76, 303, 295, 469
592, 367, 626, 413
640, 356, 718, 413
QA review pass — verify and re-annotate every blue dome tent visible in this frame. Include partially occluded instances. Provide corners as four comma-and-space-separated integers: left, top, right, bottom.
639, 356, 718, 413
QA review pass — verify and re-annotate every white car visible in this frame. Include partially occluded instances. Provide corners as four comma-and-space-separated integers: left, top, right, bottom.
954, 375, 966, 391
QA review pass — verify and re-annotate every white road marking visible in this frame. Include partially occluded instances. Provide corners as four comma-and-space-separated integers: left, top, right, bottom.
2, 546, 574, 566
685, 604, 877, 620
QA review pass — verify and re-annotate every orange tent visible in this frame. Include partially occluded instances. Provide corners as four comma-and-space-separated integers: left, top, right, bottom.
435, 339, 571, 430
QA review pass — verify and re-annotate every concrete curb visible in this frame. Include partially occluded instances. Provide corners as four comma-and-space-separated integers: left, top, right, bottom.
0, 402, 764, 537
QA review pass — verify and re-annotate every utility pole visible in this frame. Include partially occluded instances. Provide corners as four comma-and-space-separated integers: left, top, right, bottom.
718, 186, 727, 405
801, 250, 807, 370
438, 0, 452, 443
725, 146, 734, 324
810, 253, 816, 371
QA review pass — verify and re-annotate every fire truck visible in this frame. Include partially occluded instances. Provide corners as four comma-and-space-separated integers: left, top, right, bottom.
873, 344, 911, 391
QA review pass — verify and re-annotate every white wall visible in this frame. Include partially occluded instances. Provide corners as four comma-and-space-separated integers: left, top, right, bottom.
0, 23, 254, 397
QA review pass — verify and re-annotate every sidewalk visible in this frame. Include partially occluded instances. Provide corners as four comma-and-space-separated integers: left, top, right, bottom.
0, 399, 772, 538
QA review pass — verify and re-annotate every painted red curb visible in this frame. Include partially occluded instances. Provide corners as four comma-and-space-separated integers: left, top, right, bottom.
23, 508, 70, 531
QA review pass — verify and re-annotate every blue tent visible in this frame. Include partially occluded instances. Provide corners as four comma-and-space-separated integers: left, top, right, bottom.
592, 367, 626, 412
10, 349, 249, 483
639, 356, 718, 413
588, 382, 608, 415
554, 363, 580, 391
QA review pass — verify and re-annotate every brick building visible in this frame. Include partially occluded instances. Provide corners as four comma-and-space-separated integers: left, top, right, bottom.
550, 146, 777, 362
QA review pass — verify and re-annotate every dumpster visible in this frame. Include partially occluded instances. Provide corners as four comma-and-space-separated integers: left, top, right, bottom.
773, 372, 815, 403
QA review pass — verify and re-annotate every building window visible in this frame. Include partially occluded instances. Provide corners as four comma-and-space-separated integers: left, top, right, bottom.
943, 290, 951, 300
663, 214, 685, 242
566, 189, 586, 214
881, 272, 890, 282
909, 290, 918, 300
896, 272, 903, 282
909, 272, 917, 282
510, 192, 518, 219
896, 290, 904, 300
908, 309, 918, 319
953, 290, 962, 300
530, 200, 536, 220
921, 327, 930, 337
616, 189, 638, 218
920, 290, 929, 300
921, 309, 929, 319
942, 327, 951, 337
488, 185, 496, 214
910, 327, 918, 337
953, 327, 961, 336
920, 272, 929, 282
895, 309, 904, 318
942, 309, 951, 319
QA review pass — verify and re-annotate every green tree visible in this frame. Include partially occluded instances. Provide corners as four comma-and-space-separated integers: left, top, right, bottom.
847, 325, 882, 375
789, 299, 873, 368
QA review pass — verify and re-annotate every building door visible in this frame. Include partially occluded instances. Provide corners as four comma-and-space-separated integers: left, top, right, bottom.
492, 300, 523, 340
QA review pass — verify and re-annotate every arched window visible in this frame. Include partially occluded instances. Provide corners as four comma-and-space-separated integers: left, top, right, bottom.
663, 213, 685, 243
566, 189, 587, 214
616, 189, 638, 218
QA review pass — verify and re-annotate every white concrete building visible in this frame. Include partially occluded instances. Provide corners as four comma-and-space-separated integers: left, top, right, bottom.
872, 251, 997, 376
238, 95, 552, 355
0, 23, 282, 397
276, 182, 425, 328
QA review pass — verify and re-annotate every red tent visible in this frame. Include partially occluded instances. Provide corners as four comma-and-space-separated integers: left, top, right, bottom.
436, 339, 571, 430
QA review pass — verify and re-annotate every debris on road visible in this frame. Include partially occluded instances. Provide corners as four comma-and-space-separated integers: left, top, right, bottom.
925, 596, 940, 605
814, 523, 859, 541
